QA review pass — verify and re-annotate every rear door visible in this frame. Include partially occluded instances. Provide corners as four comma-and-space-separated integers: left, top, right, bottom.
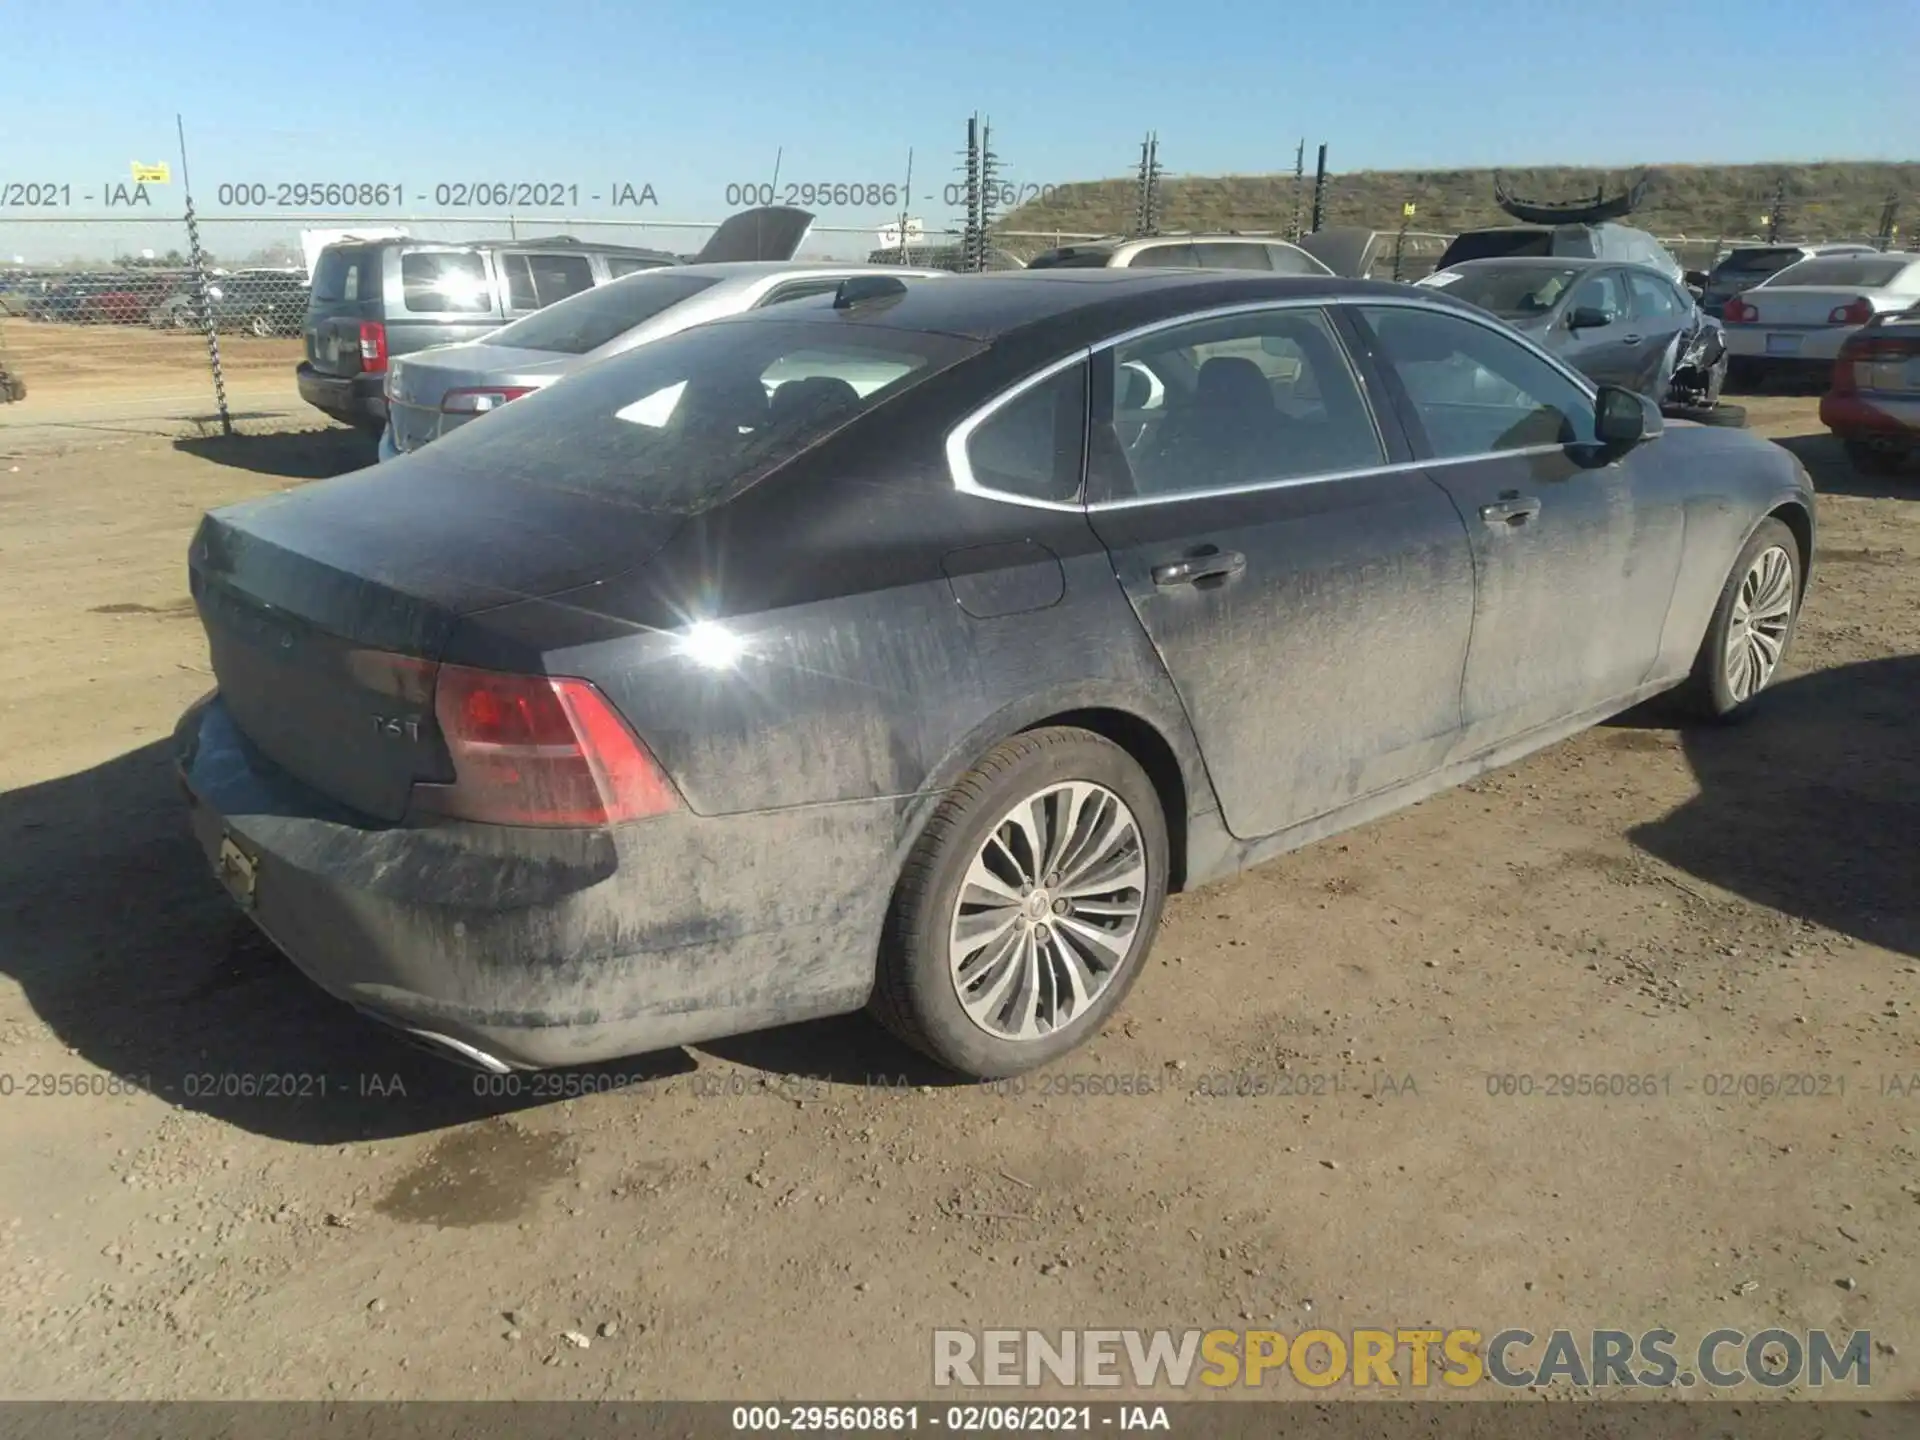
1085, 302, 1476, 840
305, 244, 384, 377
1348, 301, 1683, 754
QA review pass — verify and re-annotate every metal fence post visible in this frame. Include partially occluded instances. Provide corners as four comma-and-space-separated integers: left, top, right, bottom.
176, 116, 231, 437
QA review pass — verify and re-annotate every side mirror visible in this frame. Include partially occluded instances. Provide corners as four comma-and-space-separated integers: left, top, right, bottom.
1567, 306, 1612, 331
1686, 284, 1705, 304
1684, 270, 1710, 289
1594, 385, 1663, 447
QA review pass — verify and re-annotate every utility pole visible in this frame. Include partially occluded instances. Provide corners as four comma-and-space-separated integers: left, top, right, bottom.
1289, 139, 1306, 241
1133, 132, 1163, 237
1308, 143, 1329, 234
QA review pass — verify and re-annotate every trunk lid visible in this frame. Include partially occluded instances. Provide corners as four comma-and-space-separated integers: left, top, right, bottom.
689, 206, 815, 264
385, 344, 578, 453
1743, 286, 1910, 327
190, 446, 686, 821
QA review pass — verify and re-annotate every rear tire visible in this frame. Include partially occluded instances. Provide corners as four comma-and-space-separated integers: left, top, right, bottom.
1676, 518, 1801, 724
869, 727, 1170, 1079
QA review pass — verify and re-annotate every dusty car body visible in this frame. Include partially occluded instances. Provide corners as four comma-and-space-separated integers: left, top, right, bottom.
175, 270, 1815, 1079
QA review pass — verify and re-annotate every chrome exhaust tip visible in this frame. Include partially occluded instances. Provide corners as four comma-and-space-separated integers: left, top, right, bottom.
356, 1008, 515, 1073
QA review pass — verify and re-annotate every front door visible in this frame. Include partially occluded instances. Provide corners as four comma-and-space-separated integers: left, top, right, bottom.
1348, 301, 1684, 755
1086, 302, 1477, 841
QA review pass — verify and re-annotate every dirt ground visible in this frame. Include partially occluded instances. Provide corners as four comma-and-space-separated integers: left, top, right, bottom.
0, 396, 1915, 1406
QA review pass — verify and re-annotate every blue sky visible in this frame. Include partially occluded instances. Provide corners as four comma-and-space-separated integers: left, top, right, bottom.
2, 0, 1914, 260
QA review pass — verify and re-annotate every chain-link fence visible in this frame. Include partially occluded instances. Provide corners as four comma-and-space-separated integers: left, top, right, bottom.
2, 147, 1913, 433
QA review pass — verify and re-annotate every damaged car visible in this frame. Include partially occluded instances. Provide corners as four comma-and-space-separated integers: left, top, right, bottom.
1417, 256, 1738, 424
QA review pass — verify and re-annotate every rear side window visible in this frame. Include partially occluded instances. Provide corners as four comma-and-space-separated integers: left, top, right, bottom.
1766, 257, 1913, 289
1025, 248, 1116, 269
503, 252, 596, 310
422, 319, 982, 513
1192, 243, 1273, 271
961, 363, 1087, 503
312, 247, 375, 303
1266, 244, 1328, 276
400, 251, 492, 313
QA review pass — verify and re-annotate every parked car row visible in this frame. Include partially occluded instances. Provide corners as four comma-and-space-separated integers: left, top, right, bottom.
1, 266, 310, 335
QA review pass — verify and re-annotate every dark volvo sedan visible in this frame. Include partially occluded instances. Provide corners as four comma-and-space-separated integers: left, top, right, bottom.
176, 270, 1816, 1079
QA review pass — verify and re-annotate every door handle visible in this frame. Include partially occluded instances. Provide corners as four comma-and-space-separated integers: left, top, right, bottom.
1151, 550, 1246, 587
1479, 493, 1542, 527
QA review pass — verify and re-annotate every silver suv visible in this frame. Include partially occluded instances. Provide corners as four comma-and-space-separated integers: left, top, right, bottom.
296, 207, 814, 433
1024, 234, 1335, 274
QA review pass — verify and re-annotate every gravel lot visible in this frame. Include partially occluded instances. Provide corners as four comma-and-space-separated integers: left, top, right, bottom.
0, 397, 1914, 1402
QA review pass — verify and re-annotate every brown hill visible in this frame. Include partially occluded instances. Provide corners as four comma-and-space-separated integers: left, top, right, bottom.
997, 162, 1919, 258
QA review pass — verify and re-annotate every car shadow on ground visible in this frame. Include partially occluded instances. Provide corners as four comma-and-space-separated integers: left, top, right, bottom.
1772, 431, 1917, 501
1626, 654, 1920, 961
0, 739, 692, 1145
173, 425, 376, 480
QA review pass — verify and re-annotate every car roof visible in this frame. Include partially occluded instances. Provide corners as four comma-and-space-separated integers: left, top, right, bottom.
701, 269, 1440, 343
670, 261, 953, 281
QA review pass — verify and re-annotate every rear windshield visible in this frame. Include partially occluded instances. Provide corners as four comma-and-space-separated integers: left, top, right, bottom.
489, 271, 721, 355
399, 250, 493, 313
312, 246, 376, 304
1437, 266, 1584, 318
1712, 247, 1806, 280
1766, 257, 1912, 289
420, 317, 982, 513
1440, 230, 1555, 264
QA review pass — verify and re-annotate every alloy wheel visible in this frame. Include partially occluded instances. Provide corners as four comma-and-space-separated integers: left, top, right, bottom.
1723, 544, 1794, 702
946, 781, 1148, 1042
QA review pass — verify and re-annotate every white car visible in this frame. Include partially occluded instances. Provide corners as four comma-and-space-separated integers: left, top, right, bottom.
1721, 251, 1920, 386
378, 262, 950, 460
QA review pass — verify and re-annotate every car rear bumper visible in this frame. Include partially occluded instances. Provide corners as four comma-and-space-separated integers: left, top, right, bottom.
174, 694, 892, 1069
297, 362, 388, 432
1723, 325, 1856, 363
1821, 392, 1920, 441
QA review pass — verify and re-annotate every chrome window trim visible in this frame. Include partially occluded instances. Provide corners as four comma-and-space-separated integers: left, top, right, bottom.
945, 348, 1094, 512
944, 292, 1602, 512
1084, 444, 1569, 513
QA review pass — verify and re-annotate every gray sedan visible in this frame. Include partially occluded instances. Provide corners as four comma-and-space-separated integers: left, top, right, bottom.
379, 261, 951, 459
1417, 256, 1730, 416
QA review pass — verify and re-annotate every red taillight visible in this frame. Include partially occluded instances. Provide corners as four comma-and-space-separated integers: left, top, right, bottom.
1829, 298, 1874, 325
411, 665, 680, 828
1723, 296, 1758, 324
358, 320, 388, 373
441, 386, 534, 415
1835, 330, 1920, 394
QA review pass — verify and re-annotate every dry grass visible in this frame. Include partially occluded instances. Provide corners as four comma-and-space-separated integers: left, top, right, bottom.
998, 161, 1920, 254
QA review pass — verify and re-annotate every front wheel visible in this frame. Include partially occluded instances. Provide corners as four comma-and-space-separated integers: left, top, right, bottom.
1676, 518, 1802, 723
869, 727, 1170, 1079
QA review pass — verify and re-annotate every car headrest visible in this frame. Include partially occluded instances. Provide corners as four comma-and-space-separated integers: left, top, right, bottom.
768, 375, 861, 428
1194, 356, 1272, 411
